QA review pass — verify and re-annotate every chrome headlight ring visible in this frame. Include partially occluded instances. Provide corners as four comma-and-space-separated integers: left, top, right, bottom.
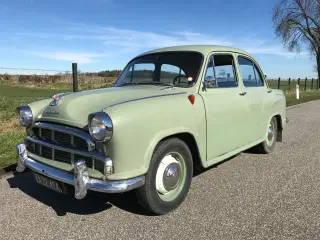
88, 112, 113, 142
16, 105, 33, 127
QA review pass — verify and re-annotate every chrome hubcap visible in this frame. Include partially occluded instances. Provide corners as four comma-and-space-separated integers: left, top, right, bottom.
267, 121, 274, 146
163, 163, 181, 191
156, 154, 181, 195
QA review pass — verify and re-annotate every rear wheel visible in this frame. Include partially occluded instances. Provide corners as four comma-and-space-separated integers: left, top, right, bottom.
136, 138, 193, 215
255, 116, 278, 154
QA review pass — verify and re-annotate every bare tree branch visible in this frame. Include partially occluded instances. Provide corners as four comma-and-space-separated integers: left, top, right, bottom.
272, 0, 320, 81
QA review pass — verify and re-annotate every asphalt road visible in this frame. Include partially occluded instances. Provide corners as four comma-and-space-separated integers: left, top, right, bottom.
1, 100, 320, 240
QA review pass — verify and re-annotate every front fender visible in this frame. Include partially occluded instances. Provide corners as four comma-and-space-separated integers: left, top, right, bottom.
103, 92, 207, 180
263, 89, 287, 140
25, 98, 52, 123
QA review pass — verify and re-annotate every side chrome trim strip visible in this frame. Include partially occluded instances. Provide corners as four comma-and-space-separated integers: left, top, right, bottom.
24, 157, 145, 193
26, 136, 106, 163
32, 122, 95, 151
103, 92, 187, 110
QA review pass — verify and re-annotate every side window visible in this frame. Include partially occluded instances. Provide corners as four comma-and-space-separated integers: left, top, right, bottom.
203, 54, 237, 88
238, 56, 264, 87
253, 64, 264, 86
213, 55, 237, 88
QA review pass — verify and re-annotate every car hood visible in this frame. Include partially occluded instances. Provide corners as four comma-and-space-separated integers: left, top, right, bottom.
35, 86, 186, 128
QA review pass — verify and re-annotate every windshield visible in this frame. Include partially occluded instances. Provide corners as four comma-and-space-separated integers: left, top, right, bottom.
114, 51, 203, 88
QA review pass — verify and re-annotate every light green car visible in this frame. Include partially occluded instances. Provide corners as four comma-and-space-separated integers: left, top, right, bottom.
15, 45, 288, 215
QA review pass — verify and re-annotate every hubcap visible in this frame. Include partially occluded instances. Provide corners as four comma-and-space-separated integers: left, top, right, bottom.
156, 154, 183, 196
267, 121, 275, 146
163, 163, 181, 191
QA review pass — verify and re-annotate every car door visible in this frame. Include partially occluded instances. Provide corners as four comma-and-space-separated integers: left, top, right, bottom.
236, 54, 269, 142
199, 52, 251, 161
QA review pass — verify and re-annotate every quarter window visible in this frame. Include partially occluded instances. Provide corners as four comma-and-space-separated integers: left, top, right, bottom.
238, 56, 264, 87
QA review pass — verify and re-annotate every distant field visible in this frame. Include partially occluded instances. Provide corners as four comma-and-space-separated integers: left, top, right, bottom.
1, 80, 320, 169
267, 79, 319, 91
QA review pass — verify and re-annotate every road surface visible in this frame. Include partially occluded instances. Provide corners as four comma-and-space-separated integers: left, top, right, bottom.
1, 100, 320, 240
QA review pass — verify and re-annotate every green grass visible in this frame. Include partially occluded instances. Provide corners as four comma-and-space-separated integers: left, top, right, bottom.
0, 131, 26, 168
1, 81, 320, 169
284, 90, 320, 106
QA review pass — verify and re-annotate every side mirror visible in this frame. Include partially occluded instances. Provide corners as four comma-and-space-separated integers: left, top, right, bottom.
204, 76, 217, 88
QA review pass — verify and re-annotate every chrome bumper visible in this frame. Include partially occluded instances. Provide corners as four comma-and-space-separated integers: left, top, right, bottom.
15, 143, 145, 198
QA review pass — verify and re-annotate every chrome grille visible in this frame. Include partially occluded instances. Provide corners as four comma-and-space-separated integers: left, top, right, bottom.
33, 126, 89, 151
26, 141, 94, 168
27, 122, 104, 174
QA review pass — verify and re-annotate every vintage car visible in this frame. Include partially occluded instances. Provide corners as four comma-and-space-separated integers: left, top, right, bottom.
15, 45, 288, 215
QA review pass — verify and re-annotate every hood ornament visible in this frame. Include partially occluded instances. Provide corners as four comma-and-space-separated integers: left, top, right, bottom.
49, 92, 73, 106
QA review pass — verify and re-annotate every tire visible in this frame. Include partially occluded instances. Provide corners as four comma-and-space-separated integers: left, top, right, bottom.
255, 116, 278, 154
135, 138, 193, 215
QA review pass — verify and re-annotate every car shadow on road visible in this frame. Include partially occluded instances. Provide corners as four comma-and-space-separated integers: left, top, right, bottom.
6, 171, 155, 217
193, 153, 241, 177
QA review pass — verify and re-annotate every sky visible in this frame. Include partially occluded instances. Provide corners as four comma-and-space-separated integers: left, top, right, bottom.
0, 0, 316, 78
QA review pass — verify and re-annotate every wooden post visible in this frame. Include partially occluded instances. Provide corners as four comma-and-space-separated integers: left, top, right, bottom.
288, 78, 291, 91
304, 77, 307, 91
277, 77, 280, 89
72, 63, 78, 92
311, 78, 314, 90
297, 78, 300, 85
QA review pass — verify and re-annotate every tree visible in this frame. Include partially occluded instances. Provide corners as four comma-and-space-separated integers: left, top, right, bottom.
272, 0, 320, 87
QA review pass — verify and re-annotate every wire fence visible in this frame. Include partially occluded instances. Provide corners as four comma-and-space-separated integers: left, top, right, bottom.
0, 67, 116, 87
0, 67, 319, 92
267, 78, 320, 92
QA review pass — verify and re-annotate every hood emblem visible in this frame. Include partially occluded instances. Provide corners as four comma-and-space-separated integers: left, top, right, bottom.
49, 92, 73, 106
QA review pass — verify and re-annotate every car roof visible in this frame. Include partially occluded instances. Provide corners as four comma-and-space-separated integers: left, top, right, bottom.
136, 45, 252, 58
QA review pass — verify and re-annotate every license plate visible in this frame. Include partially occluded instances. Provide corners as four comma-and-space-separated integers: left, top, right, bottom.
34, 172, 63, 194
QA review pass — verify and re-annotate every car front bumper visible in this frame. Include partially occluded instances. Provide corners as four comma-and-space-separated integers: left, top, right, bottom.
15, 142, 145, 199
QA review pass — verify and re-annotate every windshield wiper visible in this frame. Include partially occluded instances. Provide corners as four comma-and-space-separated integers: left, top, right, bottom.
140, 82, 175, 88
118, 81, 175, 88
118, 82, 139, 86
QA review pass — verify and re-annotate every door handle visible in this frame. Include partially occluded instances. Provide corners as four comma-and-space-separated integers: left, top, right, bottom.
239, 92, 247, 96
267, 89, 272, 93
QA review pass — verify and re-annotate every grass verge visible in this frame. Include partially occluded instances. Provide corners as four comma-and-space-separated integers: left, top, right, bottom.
1, 82, 320, 169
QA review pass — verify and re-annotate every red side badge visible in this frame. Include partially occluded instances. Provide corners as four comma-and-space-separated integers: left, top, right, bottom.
188, 94, 195, 105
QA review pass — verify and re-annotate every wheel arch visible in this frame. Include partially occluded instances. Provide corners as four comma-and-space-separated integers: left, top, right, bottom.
267, 113, 283, 142
155, 132, 205, 172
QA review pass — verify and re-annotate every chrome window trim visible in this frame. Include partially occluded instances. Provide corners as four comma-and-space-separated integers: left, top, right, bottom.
32, 122, 95, 151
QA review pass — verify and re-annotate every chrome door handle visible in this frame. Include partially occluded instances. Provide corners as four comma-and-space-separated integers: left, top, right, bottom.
239, 92, 247, 96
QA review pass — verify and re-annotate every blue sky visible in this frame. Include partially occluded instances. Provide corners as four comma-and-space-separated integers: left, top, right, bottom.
0, 0, 316, 78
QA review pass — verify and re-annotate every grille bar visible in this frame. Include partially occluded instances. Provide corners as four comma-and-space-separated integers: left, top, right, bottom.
26, 136, 106, 174
32, 122, 95, 151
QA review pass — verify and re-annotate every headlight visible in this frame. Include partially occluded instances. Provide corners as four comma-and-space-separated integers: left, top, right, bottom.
88, 112, 113, 142
16, 105, 33, 127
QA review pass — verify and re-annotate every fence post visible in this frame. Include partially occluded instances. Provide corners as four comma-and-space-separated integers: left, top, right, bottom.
288, 78, 291, 91
304, 77, 307, 91
298, 78, 300, 85
311, 78, 314, 90
72, 63, 78, 92
277, 77, 280, 89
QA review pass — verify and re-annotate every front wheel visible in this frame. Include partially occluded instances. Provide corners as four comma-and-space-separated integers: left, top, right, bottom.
136, 138, 193, 215
255, 116, 278, 154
